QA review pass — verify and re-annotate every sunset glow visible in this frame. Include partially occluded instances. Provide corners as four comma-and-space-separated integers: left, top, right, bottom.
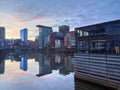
0, 0, 120, 40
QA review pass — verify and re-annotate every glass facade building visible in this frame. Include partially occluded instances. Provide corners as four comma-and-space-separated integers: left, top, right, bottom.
59, 25, 70, 37
20, 28, 28, 46
36, 25, 53, 49
75, 20, 120, 54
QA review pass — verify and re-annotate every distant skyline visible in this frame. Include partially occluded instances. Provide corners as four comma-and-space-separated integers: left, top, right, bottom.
0, 0, 120, 40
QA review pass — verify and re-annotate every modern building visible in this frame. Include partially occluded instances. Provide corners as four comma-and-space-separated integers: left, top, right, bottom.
20, 28, 28, 46
75, 19, 120, 54
64, 31, 76, 48
0, 27, 5, 47
59, 25, 70, 37
36, 25, 53, 49
48, 32, 64, 48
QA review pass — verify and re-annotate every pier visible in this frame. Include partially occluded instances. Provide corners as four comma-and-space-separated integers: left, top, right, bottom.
74, 53, 120, 90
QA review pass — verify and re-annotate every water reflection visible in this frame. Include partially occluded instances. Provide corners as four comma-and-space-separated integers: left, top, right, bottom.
20, 54, 27, 71
0, 60, 5, 74
0, 51, 116, 90
3, 51, 74, 77
36, 53, 52, 77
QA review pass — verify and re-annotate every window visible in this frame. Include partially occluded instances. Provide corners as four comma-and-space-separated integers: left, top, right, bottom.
84, 31, 89, 36
80, 31, 83, 36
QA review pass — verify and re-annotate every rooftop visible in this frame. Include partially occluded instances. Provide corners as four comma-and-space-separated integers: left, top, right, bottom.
75, 19, 120, 29
36, 25, 52, 29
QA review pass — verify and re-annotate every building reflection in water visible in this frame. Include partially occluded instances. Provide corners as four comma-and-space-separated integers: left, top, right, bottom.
20, 54, 28, 71
0, 60, 5, 74
0, 51, 116, 90
35, 53, 74, 76
55, 55, 61, 64
36, 53, 52, 77
4, 51, 74, 77
59, 55, 74, 75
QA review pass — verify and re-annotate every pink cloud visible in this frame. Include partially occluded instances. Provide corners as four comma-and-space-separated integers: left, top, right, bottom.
14, 14, 50, 23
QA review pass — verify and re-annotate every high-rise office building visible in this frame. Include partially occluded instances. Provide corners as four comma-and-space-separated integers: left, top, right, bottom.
20, 28, 28, 46
36, 25, 53, 49
0, 27, 5, 47
59, 25, 70, 37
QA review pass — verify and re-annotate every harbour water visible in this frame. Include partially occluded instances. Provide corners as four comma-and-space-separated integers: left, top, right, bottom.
0, 51, 117, 90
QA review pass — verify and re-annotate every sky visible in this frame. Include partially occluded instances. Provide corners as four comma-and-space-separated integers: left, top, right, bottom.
0, 0, 120, 40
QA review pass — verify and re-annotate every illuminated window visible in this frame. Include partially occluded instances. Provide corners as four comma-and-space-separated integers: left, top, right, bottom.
80, 31, 83, 36
84, 31, 89, 36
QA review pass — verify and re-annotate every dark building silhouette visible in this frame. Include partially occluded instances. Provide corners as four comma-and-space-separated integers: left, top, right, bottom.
0, 60, 5, 74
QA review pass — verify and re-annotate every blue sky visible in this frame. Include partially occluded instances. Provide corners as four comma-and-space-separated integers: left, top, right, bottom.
0, 0, 120, 40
